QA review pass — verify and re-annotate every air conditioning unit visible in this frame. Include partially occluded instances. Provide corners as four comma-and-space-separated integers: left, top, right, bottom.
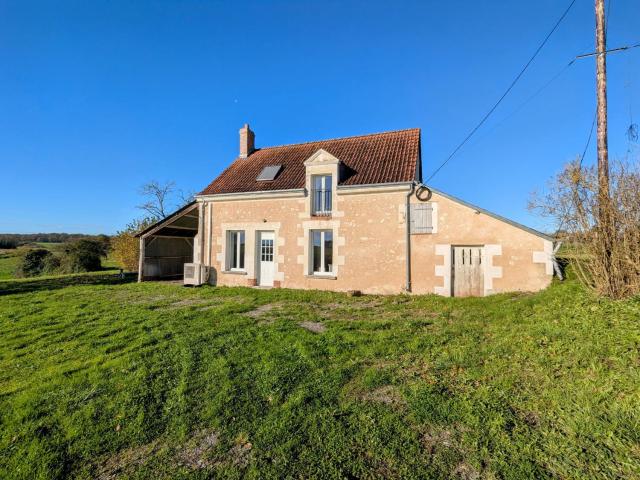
183, 263, 209, 286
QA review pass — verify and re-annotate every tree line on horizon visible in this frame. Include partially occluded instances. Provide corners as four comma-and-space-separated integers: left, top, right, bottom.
0, 233, 110, 249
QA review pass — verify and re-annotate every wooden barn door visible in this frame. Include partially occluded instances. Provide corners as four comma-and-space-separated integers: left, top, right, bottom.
452, 246, 484, 297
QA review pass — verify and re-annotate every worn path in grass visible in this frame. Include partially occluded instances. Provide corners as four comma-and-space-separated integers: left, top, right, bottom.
0, 275, 639, 479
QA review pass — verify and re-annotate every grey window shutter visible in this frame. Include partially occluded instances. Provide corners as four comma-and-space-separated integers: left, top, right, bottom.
424, 203, 433, 231
410, 203, 433, 234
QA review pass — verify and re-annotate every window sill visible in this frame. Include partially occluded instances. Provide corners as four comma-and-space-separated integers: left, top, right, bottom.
222, 270, 247, 275
305, 274, 337, 280
311, 213, 332, 218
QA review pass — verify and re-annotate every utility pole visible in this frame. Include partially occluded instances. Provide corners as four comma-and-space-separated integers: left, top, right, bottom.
594, 0, 613, 289
594, 0, 610, 220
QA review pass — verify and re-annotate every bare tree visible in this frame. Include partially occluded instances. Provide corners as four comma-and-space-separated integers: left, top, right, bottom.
530, 157, 640, 299
137, 181, 176, 220
177, 188, 196, 206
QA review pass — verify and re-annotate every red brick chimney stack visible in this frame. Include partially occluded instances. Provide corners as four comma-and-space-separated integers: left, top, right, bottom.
239, 124, 255, 158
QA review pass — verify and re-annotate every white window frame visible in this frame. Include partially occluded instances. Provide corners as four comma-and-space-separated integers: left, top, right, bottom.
310, 229, 333, 275
226, 230, 245, 271
311, 174, 332, 216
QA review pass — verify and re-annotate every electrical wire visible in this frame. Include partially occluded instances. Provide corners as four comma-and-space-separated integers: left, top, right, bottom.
578, 113, 597, 167
426, 0, 577, 182
575, 42, 640, 59
465, 59, 576, 151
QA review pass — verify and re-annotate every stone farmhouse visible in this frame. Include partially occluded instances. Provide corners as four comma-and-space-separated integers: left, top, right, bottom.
137, 125, 556, 296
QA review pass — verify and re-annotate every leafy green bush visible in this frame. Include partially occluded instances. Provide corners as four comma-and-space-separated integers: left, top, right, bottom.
42, 252, 61, 273
58, 239, 106, 273
15, 249, 59, 277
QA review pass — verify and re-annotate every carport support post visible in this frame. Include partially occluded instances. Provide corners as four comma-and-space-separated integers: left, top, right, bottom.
197, 201, 205, 266
137, 237, 145, 282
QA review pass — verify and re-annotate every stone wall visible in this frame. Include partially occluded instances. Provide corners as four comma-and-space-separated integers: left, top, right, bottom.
202, 187, 553, 295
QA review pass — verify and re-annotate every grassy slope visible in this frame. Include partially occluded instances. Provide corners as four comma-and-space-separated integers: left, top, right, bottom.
0, 276, 638, 479
0, 251, 19, 280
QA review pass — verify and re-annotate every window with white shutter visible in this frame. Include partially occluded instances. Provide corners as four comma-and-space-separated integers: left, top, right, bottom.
409, 203, 435, 234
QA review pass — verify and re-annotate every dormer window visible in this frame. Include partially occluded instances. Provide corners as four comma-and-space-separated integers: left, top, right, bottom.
312, 175, 332, 215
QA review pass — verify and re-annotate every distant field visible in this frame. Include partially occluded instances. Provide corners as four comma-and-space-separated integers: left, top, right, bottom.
0, 242, 119, 280
0, 273, 638, 479
33, 241, 63, 249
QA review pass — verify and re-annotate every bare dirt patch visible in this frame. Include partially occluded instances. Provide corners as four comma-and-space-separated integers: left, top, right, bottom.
299, 321, 326, 333
176, 429, 220, 469
453, 462, 480, 480
197, 295, 251, 311
96, 429, 221, 478
112, 292, 175, 306
420, 424, 477, 475
359, 385, 405, 407
245, 303, 281, 319
421, 428, 454, 455
169, 298, 212, 309
229, 441, 253, 467
96, 439, 163, 480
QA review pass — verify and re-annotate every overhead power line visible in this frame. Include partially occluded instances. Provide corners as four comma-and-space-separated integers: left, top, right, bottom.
575, 42, 640, 59
464, 59, 576, 150
426, 0, 577, 183
578, 112, 597, 167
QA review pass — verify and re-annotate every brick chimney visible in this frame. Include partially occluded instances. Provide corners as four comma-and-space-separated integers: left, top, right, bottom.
239, 124, 255, 158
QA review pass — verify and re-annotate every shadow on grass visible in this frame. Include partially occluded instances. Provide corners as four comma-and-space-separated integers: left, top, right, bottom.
0, 272, 137, 296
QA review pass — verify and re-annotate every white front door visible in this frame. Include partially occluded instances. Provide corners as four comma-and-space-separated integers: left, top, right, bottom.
258, 231, 275, 287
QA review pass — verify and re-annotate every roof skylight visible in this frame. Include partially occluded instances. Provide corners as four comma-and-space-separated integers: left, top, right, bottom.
256, 165, 282, 181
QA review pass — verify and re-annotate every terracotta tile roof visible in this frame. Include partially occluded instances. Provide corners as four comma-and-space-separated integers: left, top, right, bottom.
199, 128, 421, 195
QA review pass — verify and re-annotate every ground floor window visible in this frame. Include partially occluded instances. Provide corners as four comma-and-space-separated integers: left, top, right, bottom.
227, 230, 245, 270
311, 230, 333, 274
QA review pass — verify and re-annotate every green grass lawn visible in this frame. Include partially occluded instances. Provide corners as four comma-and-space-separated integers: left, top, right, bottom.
0, 251, 20, 280
0, 275, 638, 479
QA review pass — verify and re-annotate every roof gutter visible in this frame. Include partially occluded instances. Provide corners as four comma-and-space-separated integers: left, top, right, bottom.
196, 188, 305, 202
336, 181, 414, 190
198, 182, 415, 200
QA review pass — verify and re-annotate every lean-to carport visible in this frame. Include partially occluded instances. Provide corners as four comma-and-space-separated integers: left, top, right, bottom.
135, 202, 199, 281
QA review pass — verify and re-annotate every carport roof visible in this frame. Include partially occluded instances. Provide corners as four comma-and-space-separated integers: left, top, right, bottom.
135, 201, 198, 238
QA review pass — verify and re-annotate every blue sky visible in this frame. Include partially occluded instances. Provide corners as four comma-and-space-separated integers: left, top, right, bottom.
1, 0, 638, 234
